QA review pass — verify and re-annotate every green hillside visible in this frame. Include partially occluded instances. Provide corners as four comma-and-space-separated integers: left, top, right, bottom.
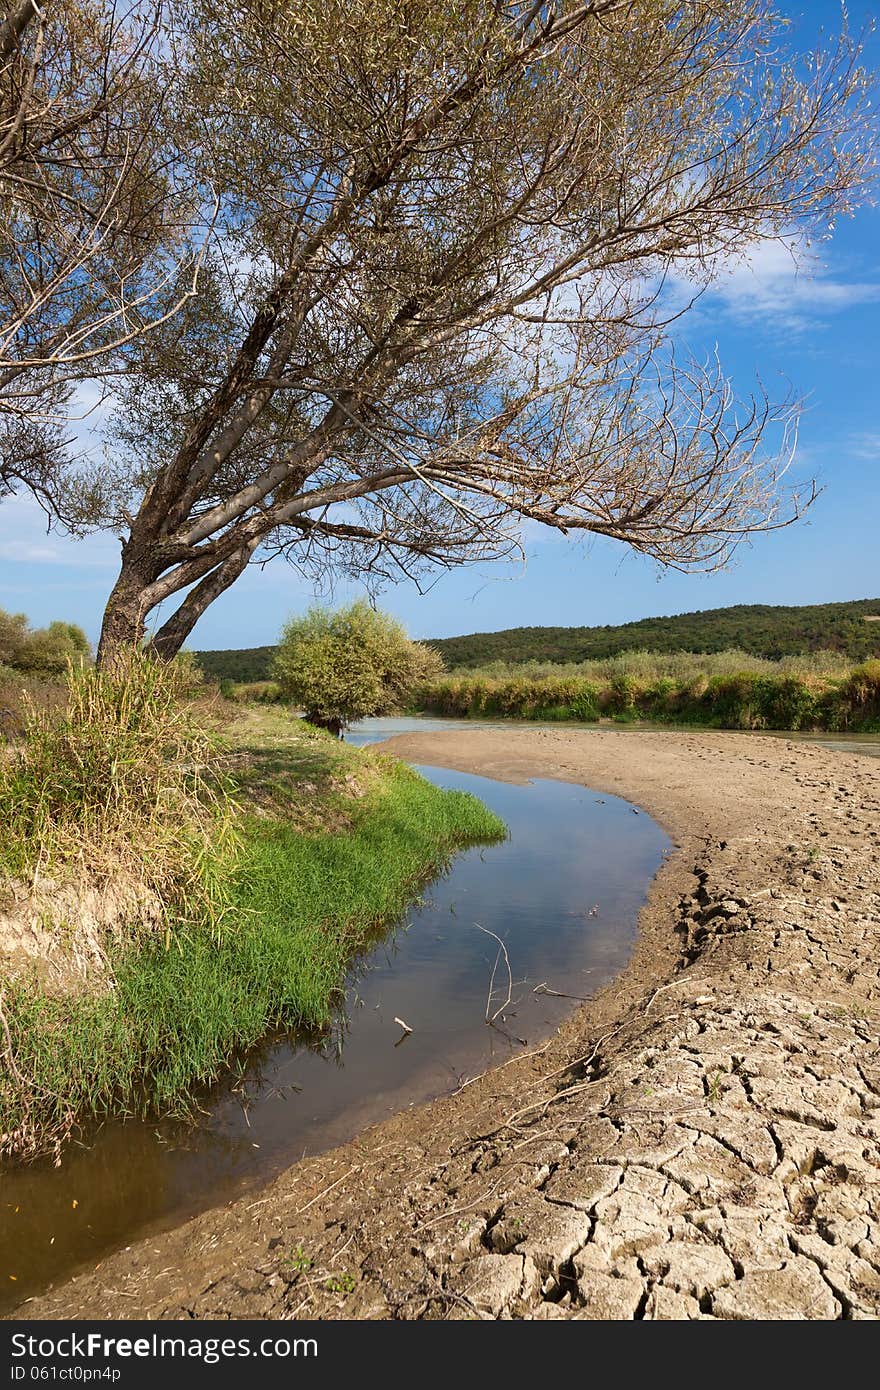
195, 645, 276, 683
426, 600, 880, 668
193, 599, 880, 682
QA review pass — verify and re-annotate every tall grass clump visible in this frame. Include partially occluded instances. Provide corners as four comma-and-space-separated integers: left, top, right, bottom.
0, 652, 239, 934
227, 679, 283, 703
0, 666, 66, 742
836, 659, 880, 729
427, 648, 855, 685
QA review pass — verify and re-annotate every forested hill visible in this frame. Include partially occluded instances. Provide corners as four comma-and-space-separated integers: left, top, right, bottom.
194, 599, 880, 681
427, 600, 880, 668
195, 645, 277, 683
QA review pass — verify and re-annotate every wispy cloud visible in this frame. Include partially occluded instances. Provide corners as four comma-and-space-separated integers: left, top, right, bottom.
713, 239, 880, 328
0, 496, 117, 570
667, 236, 880, 337
848, 432, 880, 461
0, 540, 72, 564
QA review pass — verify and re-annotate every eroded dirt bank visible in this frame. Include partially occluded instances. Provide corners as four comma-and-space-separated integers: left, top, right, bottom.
12, 728, 880, 1320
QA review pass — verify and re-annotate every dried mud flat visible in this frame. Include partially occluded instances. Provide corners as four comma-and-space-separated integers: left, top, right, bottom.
11, 728, 880, 1321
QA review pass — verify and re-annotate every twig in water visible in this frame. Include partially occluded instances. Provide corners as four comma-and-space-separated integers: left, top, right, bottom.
488, 1020, 528, 1047
392, 1017, 414, 1045
533, 981, 591, 1003
475, 924, 512, 1024
451, 1036, 553, 1098
393, 1016, 413, 1046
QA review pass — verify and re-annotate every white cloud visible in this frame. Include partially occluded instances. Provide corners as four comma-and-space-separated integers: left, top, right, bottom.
691, 236, 880, 334
848, 432, 880, 461
0, 494, 118, 570
0, 540, 70, 564
69, 379, 114, 423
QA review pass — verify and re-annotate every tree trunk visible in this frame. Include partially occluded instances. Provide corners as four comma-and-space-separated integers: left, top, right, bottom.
96, 571, 150, 666
148, 543, 257, 661
97, 515, 258, 666
0, 0, 42, 62
304, 712, 344, 738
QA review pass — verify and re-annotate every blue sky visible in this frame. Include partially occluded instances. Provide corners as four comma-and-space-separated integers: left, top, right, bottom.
2, 3, 879, 650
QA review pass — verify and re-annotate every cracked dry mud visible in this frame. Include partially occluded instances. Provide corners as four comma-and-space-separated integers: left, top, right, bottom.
12, 728, 880, 1321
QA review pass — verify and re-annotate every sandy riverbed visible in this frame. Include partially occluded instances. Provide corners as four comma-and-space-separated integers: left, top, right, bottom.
11, 727, 880, 1320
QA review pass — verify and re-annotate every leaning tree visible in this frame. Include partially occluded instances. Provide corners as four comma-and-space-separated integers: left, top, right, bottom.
49, 0, 873, 662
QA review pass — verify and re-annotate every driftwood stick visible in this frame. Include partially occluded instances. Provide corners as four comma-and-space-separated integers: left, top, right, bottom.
475, 924, 512, 1024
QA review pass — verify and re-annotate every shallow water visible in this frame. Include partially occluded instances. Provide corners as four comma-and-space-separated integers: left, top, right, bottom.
1, 763, 667, 1311
347, 713, 880, 759
772, 731, 880, 758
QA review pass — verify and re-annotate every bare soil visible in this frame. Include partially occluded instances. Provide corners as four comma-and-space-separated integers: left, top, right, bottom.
11, 727, 880, 1321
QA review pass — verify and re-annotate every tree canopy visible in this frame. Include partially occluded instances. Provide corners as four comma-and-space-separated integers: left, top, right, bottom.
1, 3, 876, 660
426, 599, 880, 667
0, 1, 201, 512
272, 601, 442, 730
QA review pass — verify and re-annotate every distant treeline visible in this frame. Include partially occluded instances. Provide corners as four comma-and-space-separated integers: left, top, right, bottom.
427, 600, 880, 668
194, 600, 880, 681
195, 644, 277, 683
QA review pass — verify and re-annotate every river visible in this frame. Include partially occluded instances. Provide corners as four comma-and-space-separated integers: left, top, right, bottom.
1, 737, 668, 1309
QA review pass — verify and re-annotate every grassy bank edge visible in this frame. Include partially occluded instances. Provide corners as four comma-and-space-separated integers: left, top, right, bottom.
0, 732, 505, 1162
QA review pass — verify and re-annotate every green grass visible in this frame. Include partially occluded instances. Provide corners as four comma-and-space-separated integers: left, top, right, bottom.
0, 717, 504, 1160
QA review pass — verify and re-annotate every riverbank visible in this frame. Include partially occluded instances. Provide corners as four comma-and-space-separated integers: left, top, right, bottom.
10, 727, 880, 1320
0, 705, 502, 1164
414, 658, 880, 732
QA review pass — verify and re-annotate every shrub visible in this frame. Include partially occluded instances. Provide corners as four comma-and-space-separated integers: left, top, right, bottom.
273, 602, 443, 730
535, 703, 571, 721
0, 608, 91, 675
844, 659, 880, 708
837, 660, 880, 729
0, 610, 29, 668
754, 676, 817, 730
607, 673, 639, 714
641, 676, 677, 716
704, 673, 762, 728
568, 683, 600, 721
459, 677, 489, 714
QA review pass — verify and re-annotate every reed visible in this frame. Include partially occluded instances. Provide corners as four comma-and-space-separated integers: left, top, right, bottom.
413, 650, 880, 732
